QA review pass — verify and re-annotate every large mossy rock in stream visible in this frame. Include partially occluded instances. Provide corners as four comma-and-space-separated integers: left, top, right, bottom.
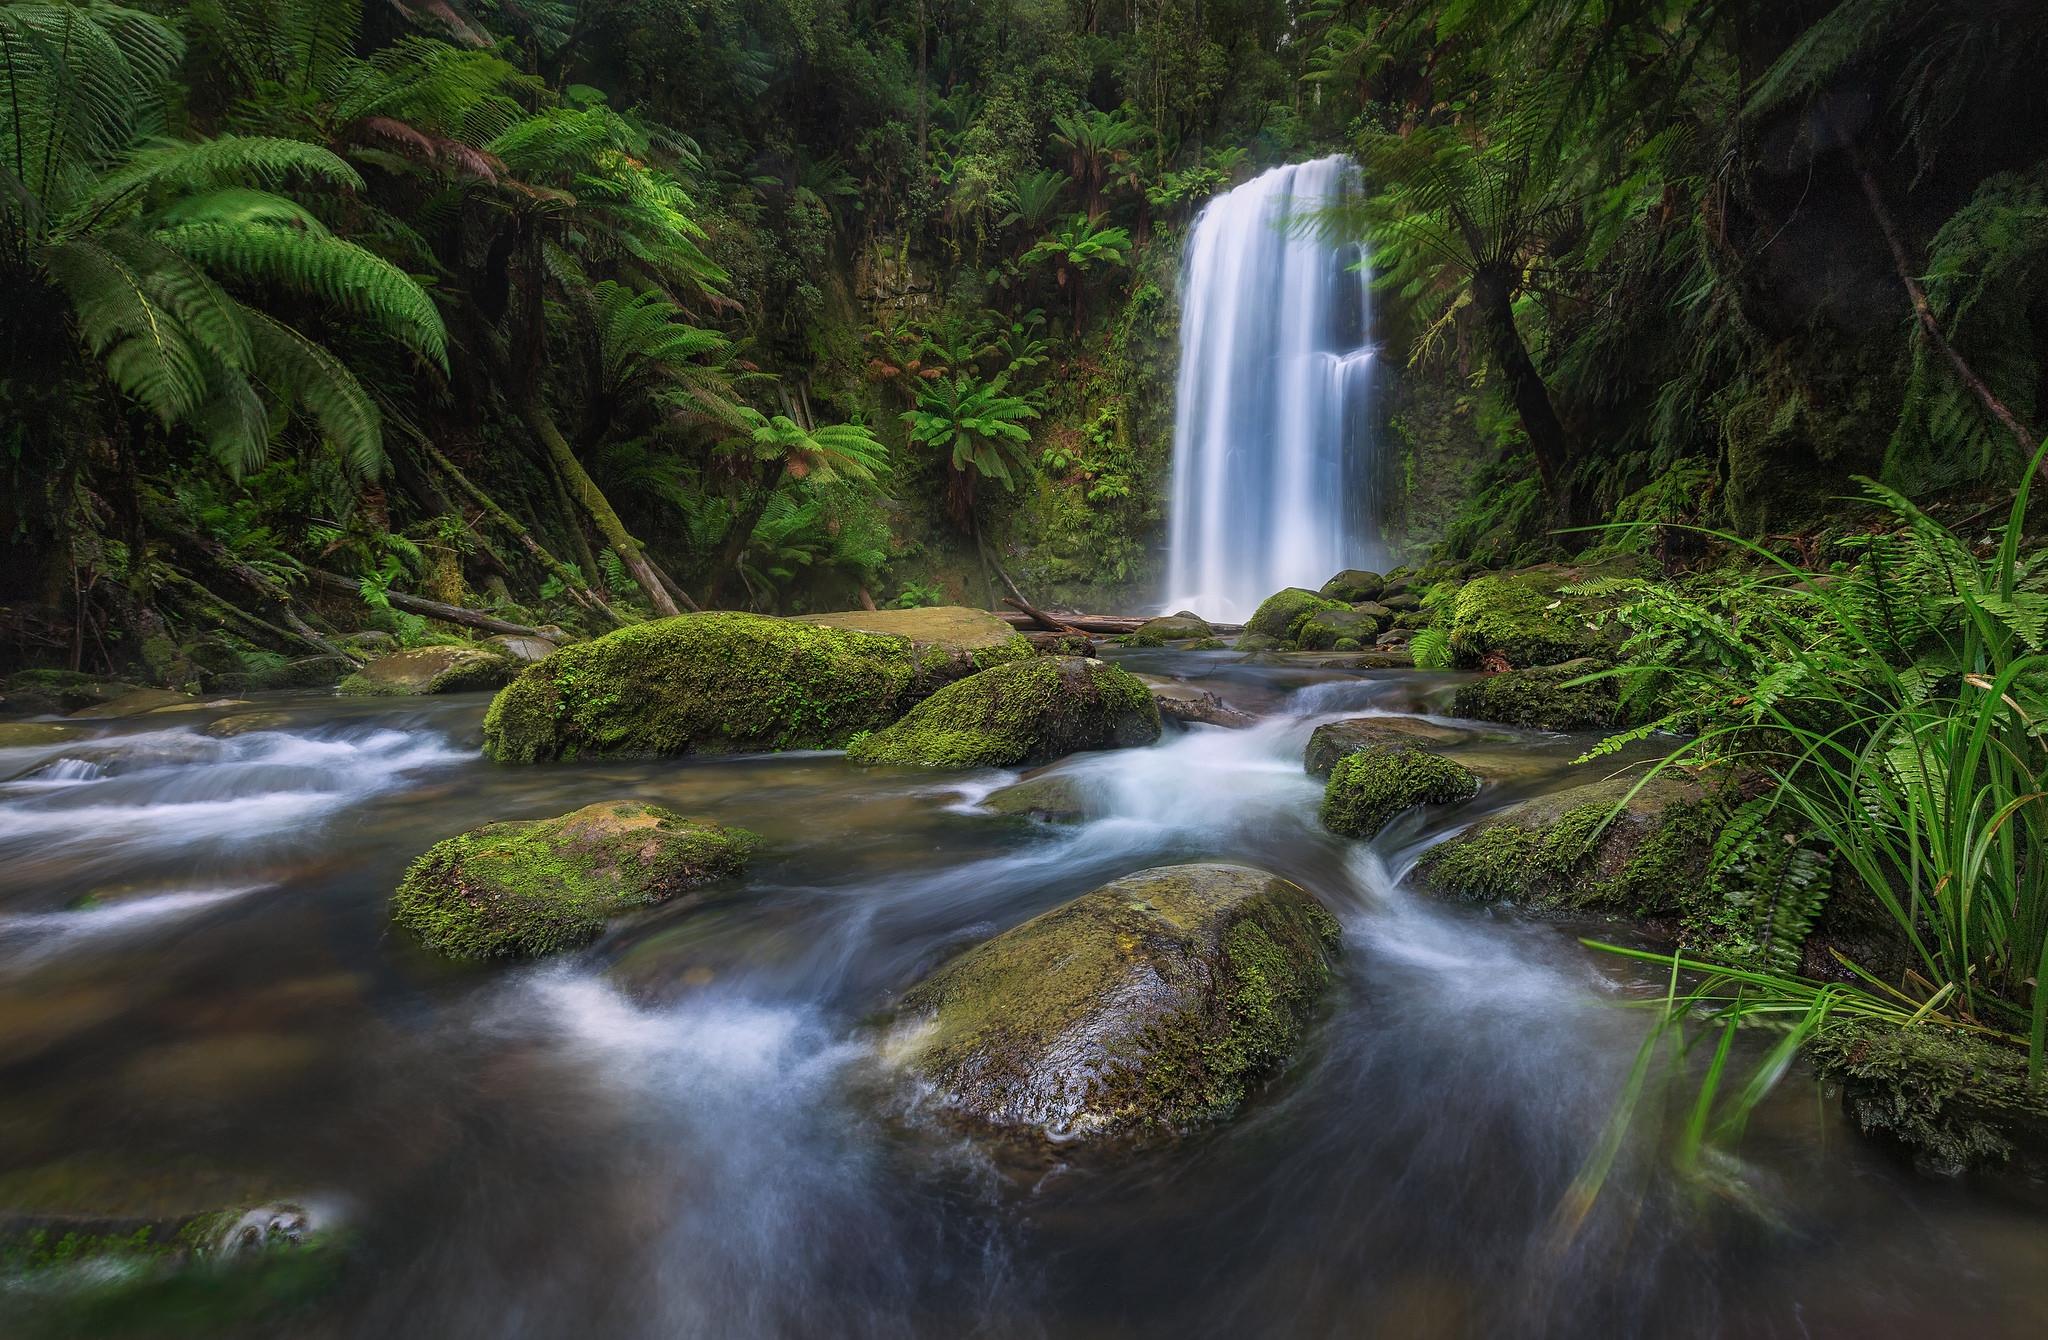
1304, 717, 1476, 778
889, 864, 1341, 1146
482, 609, 1030, 762
1445, 571, 1605, 669
1414, 774, 1719, 917
392, 801, 755, 960
1319, 569, 1384, 603
1319, 746, 1480, 840
1244, 588, 1349, 645
1125, 611, 1215, 646
1450, 659, 1619, 732
1294, 605, 1388, 651
1807, 1020, 2048, 1175
847, 656, 1160, 768
339, 645, 517, 697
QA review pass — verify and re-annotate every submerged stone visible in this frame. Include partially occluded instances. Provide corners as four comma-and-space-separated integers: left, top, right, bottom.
1319, 569, 1384, 603
392, 800, 755, 960
67, 688, 193, 718
339, 646, 516, 697
848, 657, 1160, 769
981, 773, 1090, 823
890, 864, 1340, 1146
1415, 774, 1717, 917
1450, 659, 1617, 731
483, 609, 1029, 763
1319, 746, 1480, 839
1244, 588, 1349, 645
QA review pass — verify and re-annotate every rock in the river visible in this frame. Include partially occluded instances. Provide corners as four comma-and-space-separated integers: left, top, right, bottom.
339, 645, 517, 697
848, 656, 1160, 768
1320, 746, 1480, 839
1319, 569, 1384, 603
1450, 659, 1617, 731
393, 800, 756, 960
1304, 717, 1476, 777
1294, 605, 1387, 651
204, 711, 299, 738
1126, 611, 1215, 645
3, 670, 139, 716
889, 864, 1340, 1145
981, 773, 1090, 823
484, 609, 1030, 762
1414, 774, 1717, 915
1137, 674, 1256, 729
0, 722, 82, 749
1807, 1020, 2048, 1175
1445, 568, 1618, 669
1244, 588, 1349, 645
483, 633, 557, 663
67, 688, 194, 718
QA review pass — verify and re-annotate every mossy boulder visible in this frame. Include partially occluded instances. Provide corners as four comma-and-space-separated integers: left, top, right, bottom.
1380, 591, 1422, 613
1807, 1020, 2048, 1174
1137, 674, 1256, 729
3, 670, 140, 715
792, 605, 1031, 663
1446, 571, 1600, 669
1294, 606, 1386, 651
66, 688, 194, 718
889, 864, 1341, 1146
847, 657, 1161, 768
0, 722, 82, 749
1320, 746, 1480, 839
482, 633, 557, 664
1450, 659, 1618, 731
1126, 611, 1215, 645
1305, 717, 1476, 778
392, 800, 755, 961
981, 773, 1090, 823
1244, 588, 1350, 645
1415, 774, 1718, 917
1319, 569, 1384, 603
483, 610, 1029, 762
339, 646, 516, 697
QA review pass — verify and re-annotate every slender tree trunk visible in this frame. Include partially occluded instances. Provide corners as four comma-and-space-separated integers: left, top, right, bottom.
705, 462, 786, 608
1845, 145, 2044, 475
518, 393, 680, 617
1472, 264, 1576, 523
417, 440, 621, 624
915, 0, 928, 164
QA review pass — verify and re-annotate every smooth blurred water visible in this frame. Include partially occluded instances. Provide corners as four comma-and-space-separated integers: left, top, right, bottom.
1162, 157, 1381, 621
1, 667, 2044, 1337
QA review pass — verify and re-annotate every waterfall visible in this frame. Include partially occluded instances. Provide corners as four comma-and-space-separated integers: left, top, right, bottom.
1161, 155, 1378, 622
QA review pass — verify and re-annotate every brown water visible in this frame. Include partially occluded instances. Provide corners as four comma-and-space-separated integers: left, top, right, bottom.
2, 651, 2045, 1337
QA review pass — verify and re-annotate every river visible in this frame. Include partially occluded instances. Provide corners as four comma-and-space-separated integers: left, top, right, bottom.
1, 652, 2043, 1336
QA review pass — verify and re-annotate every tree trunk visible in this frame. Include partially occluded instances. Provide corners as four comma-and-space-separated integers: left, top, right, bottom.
704, 461, 786, 608
305, 570, 549, 637
518, 393, 680, 617
1471, 265, 1576, 523
416, 440, 621, 624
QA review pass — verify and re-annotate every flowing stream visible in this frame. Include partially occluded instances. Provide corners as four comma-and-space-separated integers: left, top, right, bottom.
3, 660, 2045, 1335
1163, 157, 1381, 620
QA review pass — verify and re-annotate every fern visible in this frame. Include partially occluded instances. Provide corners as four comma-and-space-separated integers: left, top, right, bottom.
1409, 626, 1453, 670
1697, 797, 1836, 976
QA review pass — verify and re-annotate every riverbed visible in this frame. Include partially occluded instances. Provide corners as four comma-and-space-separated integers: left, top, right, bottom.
2, 653, 2043, 1337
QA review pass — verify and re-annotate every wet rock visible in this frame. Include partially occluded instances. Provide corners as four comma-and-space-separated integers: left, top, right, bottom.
0, 722, 81, 749
144, 697, 251, 715
1807, 1020, 2048, 1175
981, 773, 1089, 823
1319, 746, 1480, 839
1024, 631, 1097, 656
1244, 588, 1349, 644
1414, 773, 1718, 915
1450, 658, 1617, 731
339, 646, 517, 697
1319, 569, 1385, 603
67, 688, 194, 719
204, 711, 299, 738
1294, 606, 1386, 651
484, 609, 1030, 762
1375, 628, 1416, 647
344, 630, 397, 653
848, 657, 1161, 769
1446, 570, 1604, 668
393, 800, 756, 960
888, 864, 1340, 1146
1234, 633, 1283, 652
1380, 591, 1422, 613
1137, 675, 1256, 729
482, 633, 557, 663
1126, 611, 1215, 645
3, 670, 139, 716
1304, 717, 1477, 777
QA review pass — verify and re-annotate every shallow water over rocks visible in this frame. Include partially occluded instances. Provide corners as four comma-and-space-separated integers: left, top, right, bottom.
1, 655, 2045, 1336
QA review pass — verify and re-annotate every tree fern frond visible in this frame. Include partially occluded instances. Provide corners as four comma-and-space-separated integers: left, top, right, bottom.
244, 309, 385, 475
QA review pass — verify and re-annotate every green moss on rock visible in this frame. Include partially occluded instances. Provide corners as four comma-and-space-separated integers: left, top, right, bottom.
1446, 572, 1598, 668
1415, 774, 1718, 917
339, 646, 515, 697
483, 610, 1025, 762
892, 864, 1341, 1145
1245, 588, 1349, 645
1319, 746, 1480, 839
1304, 717, 1475, 777
392, 801, 755, 960
1807, 1020, 2048, 1174
1125, 612, 1214, 645
1295, 606, 1387, 651
1319, 569, 1384, 602
1450, 658, 1619, 731
847, 656, 1160, 768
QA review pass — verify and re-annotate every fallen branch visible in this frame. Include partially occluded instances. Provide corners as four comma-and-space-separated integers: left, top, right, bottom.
305, 569, 549, 637
1000, 595, 1086, 635
416, 440, 624, 625
165, 528, 361, 664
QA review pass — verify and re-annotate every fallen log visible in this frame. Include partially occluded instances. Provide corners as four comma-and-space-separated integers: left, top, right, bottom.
306, 570, 550, 638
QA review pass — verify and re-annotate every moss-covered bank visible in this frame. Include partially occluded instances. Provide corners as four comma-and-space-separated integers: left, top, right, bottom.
482, 609, 1030, 762
891, 864, 1340, 1146
1808, 1020, 2048, 1175
848, 656, 1160, 768
1450, 658, 1619, 732
392, 801, 755, 960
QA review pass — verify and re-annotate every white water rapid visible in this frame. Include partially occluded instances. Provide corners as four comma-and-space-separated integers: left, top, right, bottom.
1162, 155, 1378, 622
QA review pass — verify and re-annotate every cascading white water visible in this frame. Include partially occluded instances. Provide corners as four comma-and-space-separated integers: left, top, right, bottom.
1162, 155, 1378, 622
